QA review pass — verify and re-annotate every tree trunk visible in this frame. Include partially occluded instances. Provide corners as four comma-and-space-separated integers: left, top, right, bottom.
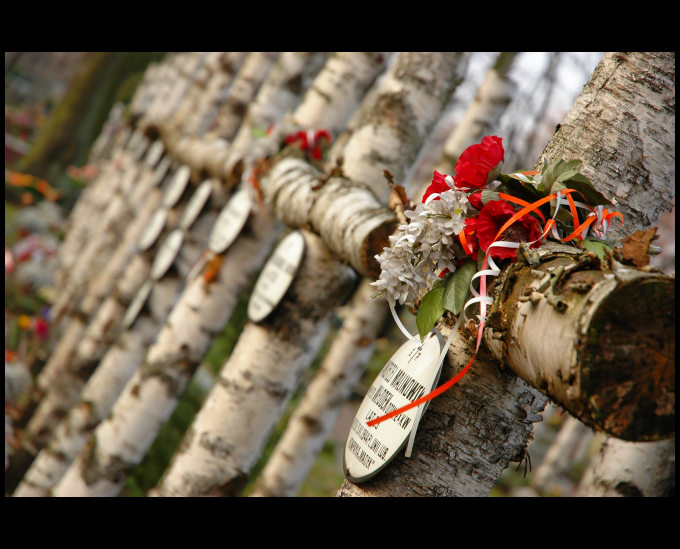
337, 51, 675, 496
575, 436, 674, 496
153, 230, 357, 496
252, 52, 515, 497
249, 279, 387, 496
150, 52, 466, 497
51, 203, 279, 497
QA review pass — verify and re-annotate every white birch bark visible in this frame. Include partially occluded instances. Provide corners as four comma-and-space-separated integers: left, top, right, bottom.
337, 51, 675, 497
539, 51, 675, 232
52, 203, 280, 497
575, 436, 674, 497
13, 274, 183, 497
153, 230, 357, 496
193, 52, 278, 140
21, 174, 218, 454
250, 279, 386, 496
154, 52, 466, 497
36, 145, 165, 394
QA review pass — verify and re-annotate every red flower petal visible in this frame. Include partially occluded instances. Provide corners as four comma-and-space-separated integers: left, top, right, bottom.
464, 199, 542, 260
453, 135, 504, 191
422, 170, 452, 203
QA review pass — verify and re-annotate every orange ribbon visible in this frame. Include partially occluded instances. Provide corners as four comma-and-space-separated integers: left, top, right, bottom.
368, 188, 624, 428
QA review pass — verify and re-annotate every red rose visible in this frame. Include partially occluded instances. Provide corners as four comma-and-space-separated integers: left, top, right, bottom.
453, 135, 504, 191
422, 170, 452, 203
463, 200, 543, 260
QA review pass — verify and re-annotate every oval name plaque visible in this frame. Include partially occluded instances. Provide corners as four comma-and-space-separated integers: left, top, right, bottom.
138, 207, 168, 252
247, 231, 306, 323
208, 187, 252, 254
150, 156, 172, 188
144, 140, 165, 168
179, 179, 213, 231
121, 280, 153, 329
150, 228, 184, 280
162, 165, 191, 208
343, 330, 445, 484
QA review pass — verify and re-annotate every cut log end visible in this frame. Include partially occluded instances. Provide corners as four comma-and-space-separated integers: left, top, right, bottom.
580, 275, 675, 442
362, 219, 399, 279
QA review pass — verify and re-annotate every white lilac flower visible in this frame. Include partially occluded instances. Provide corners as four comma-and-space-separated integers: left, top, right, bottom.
372, 188, 472, 306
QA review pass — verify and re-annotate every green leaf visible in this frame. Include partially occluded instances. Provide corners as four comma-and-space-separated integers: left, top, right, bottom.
580, 238, 612, 261
442, 260, 476, 315
416, 279, 447, 340
251, 126, 267, 138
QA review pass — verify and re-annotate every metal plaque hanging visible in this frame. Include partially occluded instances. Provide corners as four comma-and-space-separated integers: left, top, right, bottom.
150, 156, 172, 188
121, 280, 153, 329
162, 165, 191, 208
343, 330, 446, 483
150, 228, 184, 280
144, 140, 165, 168
138, 207, 168, 252
179, 180, 213, 231
247, 231, 305, 323
208, 187, 252, 254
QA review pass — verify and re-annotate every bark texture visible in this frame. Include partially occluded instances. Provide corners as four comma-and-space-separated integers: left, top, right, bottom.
51, 203, 280, 496
154, 230, 357, 496
250, 279, 387, 496
337, 51, 675, 496
539, 51, 675, 233
483, 243, 674, 441
576, 436, 674, 496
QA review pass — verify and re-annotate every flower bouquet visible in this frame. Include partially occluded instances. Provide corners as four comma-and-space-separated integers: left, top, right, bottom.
367, 135, 623, 426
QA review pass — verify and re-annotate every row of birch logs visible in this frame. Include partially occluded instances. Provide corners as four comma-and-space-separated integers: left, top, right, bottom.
13, 51, 674, 497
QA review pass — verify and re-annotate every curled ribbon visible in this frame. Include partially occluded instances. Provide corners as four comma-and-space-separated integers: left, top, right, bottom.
368, 188, 623, 427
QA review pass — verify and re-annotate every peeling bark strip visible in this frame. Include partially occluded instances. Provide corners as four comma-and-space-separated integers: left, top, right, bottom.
52, 205, 280, 497
483, 243, 674, 441
154, 231, 357, 497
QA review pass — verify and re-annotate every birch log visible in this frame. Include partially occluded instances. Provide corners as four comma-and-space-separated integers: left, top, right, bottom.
47, 52, 344, 496
575, 436, 674, 496
13, 275, 183, 497
154, 230, 357, 496
338, 51, 675, 496
250, 279, 387, 496
154, 52, 466, 497
52, 203, 280, 497
483, 243, 674, 441
253, 53, 516, 497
